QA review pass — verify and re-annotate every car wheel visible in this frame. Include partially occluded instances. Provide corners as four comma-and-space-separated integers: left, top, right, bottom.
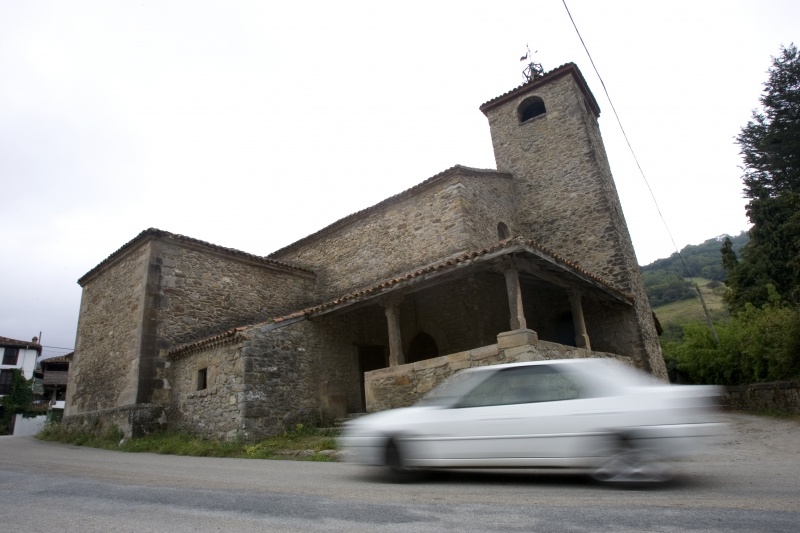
384, 439, 418, 482
591, 437, 672, 484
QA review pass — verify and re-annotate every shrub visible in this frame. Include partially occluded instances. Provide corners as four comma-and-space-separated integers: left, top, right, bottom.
663, 295, 800, 385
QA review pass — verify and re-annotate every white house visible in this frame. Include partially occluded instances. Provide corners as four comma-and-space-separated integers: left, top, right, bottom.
1, 335, 40, 388
1, 336, 43, 436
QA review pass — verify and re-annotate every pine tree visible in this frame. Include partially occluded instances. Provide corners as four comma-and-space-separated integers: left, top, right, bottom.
726, 44, 800, 311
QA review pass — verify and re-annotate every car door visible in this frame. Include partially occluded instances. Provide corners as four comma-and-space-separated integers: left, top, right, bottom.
423, 365, 597, 465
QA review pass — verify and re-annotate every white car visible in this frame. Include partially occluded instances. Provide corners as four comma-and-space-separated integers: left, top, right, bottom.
339, 359, 723, 483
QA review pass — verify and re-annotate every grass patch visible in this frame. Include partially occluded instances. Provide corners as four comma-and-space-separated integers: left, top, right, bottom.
653, 277, 729, 342
243, 423, 337, 460
37, 422, 339, 461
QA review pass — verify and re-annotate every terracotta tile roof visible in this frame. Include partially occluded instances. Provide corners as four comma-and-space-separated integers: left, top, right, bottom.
293, 236, 633, 316
167, 236, 632, 359
78, 228, 314, 286
0, 336, 42, 354
40, 356, 70, 364
269, 165, 511, 258
167, 326, 251, 359
479, 62, 601, 117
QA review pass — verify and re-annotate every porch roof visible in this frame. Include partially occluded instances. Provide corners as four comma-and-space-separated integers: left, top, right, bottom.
283, 236, 634, 320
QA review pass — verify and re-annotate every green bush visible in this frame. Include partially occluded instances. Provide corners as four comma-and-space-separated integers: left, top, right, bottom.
663, 293, 800, 385
0, 369, 35, 435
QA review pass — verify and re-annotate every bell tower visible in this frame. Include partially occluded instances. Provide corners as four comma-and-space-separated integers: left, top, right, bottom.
480, 63, 666, 378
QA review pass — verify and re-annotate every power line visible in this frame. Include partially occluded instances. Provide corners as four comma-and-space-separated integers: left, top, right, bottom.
561, 0, 719, 344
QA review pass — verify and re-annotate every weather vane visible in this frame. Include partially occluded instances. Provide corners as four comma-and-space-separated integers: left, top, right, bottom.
520, 44, 544, 82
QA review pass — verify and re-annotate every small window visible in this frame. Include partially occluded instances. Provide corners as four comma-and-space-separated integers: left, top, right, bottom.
518, 96, 546, 122
0, 369, 13, 395
497, 222, 511, 239
197, 368, 207, 391
2, 347, 19, 366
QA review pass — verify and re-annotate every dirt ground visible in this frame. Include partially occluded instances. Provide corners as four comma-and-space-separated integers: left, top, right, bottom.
707, 411, 800, 461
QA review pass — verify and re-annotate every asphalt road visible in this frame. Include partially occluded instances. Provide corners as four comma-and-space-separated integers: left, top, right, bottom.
1, 413, 798, 532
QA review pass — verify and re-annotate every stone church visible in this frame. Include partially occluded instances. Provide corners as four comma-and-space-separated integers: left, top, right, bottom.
65, 63, 666, 440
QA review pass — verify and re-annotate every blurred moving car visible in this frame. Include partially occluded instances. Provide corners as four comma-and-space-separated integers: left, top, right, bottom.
339, 359, 723, 483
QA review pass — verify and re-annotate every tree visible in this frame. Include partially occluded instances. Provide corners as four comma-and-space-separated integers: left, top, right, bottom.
725, 44, 800, 311
0, 369, 34, 435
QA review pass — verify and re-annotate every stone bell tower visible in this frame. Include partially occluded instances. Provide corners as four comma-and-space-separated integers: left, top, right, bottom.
480, 63, 667, 378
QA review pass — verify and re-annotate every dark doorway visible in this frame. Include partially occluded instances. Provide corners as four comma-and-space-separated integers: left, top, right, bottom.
407, 332, 439, 364
553, 312, 577, 347
358, 346, 387, 411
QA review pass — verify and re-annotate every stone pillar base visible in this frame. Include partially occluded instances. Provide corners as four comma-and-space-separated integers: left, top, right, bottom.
497, 329, 539, 349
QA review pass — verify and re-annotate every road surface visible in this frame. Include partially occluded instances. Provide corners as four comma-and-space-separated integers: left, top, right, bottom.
1, 413, 797, 532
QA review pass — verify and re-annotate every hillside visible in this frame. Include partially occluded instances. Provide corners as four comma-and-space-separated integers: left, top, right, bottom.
652, 278, 728, 341
641, 232, 748, 340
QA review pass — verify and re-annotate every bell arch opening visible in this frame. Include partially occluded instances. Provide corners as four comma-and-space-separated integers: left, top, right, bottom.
518, 96, 546, 122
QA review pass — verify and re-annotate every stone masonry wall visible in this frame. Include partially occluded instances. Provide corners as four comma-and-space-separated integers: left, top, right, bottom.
140, 238, 317, 406
169, 340, 246, 440
62, 404, 166, 439
400, 273, 510, 356
237, 322, 324, 440
271, 170, 514, 300
365, 329, 634, 412
485, 75, 626, 285
723, 381, 800, 414
484, 71, 666, 379
582, 297, 645, 364
67, 240, 151, 415
152, 239, 316, 348
458, 172, 517, 251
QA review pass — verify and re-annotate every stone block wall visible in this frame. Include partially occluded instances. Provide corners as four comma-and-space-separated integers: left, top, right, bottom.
169, 340, 246, 440
398, 273, 510, 356
723, 381, 800, 414
67, 240, 151, 415
62, 404, 167, 439
70, 231, 319, 418
364, 329, 633, 412
582, 297, 644, 363
457, 171, 517, 250
485, 74, 624, 284
151, 239, 316, 348
270, 168, 514, 299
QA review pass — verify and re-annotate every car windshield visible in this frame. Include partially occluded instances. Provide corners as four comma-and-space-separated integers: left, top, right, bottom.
415, 369, 493, 407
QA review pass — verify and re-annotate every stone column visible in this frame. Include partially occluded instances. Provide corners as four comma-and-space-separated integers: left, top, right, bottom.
503, 266, 527, 331
569, 290, 591, 350
384, 304, 405, 367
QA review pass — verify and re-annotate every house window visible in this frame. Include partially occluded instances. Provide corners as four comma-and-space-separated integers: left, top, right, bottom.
197, 368, 207, 391
0, 369, 13, 395
2, 347, 19, 366
518, 96, 546, 122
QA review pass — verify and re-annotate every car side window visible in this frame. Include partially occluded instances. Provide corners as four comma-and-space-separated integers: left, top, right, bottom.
454, 365, 584, 408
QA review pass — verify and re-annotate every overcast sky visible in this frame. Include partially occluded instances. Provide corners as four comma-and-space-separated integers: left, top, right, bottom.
1, 1, 797, 358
